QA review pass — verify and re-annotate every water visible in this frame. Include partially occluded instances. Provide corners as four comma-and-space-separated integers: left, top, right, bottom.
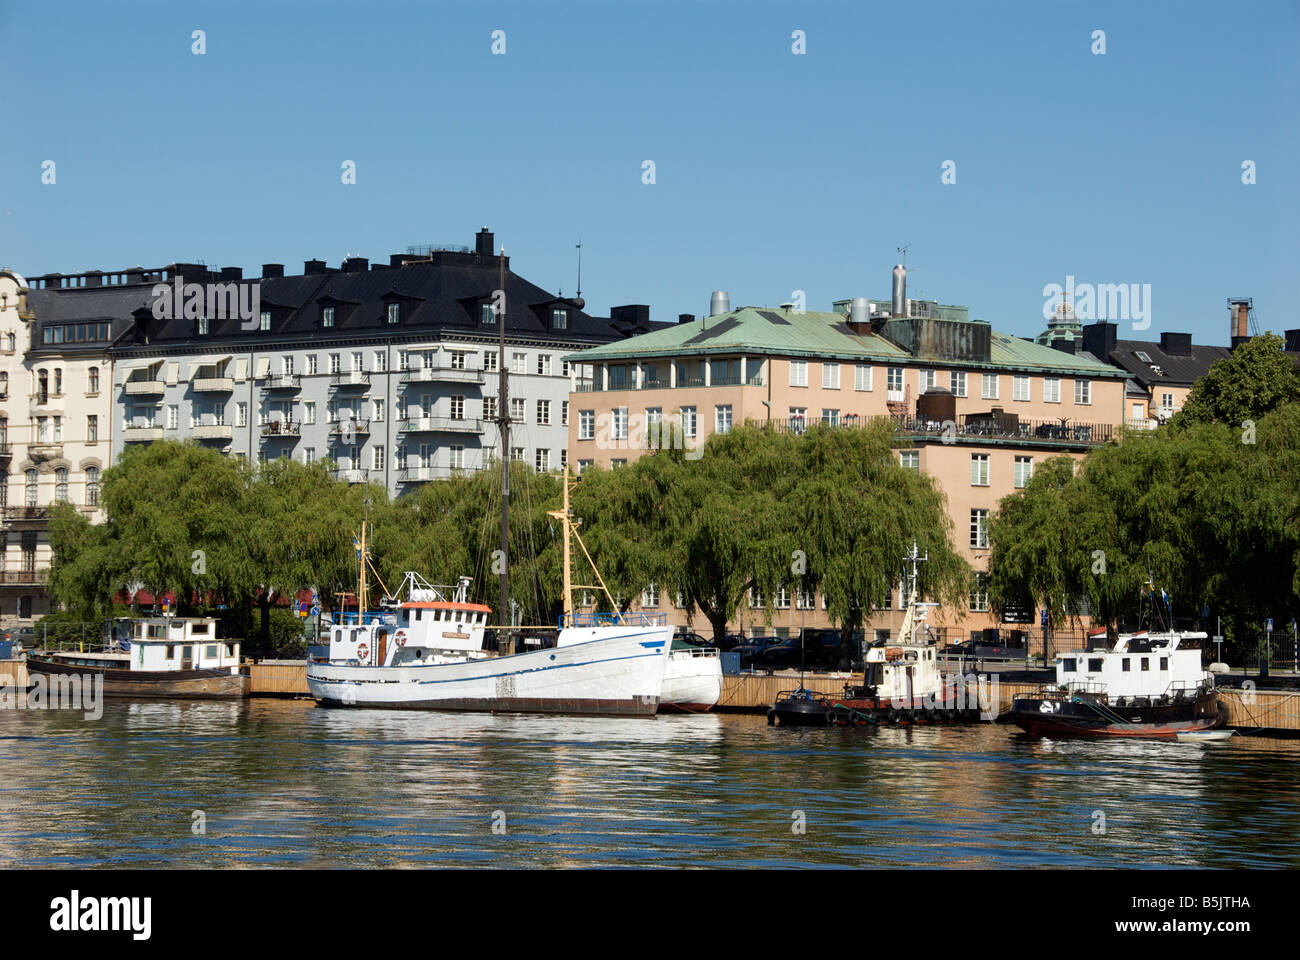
1, 700, 1297, 868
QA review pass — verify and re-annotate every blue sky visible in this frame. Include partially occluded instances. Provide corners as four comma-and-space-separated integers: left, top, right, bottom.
1, 0, 1296, 346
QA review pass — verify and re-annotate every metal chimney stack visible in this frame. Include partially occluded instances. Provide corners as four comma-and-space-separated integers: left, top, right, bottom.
709, 291, 731, 317
891, 265, 907, 318
850, 297, 870, 327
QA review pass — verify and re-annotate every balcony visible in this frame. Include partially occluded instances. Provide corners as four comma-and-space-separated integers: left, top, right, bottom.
400, 416, 484, 435
331, 371, 371, 388
763, 414, 1115, 446
123, 426, 164, 443
193, 424, 234, 441
0, 443, 10, 462
5, 506, 49, 524
573, 376, 763, 393
1125, 417, 1159, 431
124, 379, 167, 396
328, 419, 371, 437
0, 569, 49, 584
261, 420, 300, 439
333, 468, 369, 484
192, 377, 236, 393
263, 374, 302, 391
398, 465, 445, 483
28, 442, 64, 460
400, 366, 485, 385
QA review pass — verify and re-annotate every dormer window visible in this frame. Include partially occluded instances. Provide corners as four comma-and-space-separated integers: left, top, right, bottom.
480, 303, 496, 325
322, 306, 335, 328
387, 303, 400, 324
259, 310, 271, 331
552, 308, 568, 330
197, 316, 209, 335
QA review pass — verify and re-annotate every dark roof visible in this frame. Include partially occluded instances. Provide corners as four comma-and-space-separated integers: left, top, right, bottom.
1106, 338, 1232, 389
25, 285, 154, 356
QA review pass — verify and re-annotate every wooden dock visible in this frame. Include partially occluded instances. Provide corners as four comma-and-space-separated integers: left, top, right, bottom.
0, 658, 28, 689
247, 660, 309, 697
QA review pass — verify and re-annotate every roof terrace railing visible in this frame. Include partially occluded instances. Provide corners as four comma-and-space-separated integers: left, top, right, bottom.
764, 414, 1113, 445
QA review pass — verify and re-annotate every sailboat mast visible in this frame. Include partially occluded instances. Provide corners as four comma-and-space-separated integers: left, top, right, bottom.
497, 249, 511, 647
359, 520, 367, 616
561, 467, 573, 621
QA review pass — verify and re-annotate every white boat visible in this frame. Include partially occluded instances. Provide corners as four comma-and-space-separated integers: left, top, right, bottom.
1175, 729, 1236, 742
660, 639, 723, 712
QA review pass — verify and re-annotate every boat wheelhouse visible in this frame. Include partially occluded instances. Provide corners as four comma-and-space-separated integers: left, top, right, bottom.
26, 617, 248, 699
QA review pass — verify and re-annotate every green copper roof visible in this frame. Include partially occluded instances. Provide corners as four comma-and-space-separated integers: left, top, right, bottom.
567, 306, 1128, 378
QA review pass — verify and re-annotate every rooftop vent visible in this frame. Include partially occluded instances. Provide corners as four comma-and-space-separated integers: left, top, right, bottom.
709, 291, 730, 317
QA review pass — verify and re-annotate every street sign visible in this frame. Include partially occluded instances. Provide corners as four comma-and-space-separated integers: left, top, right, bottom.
310, 605, 321, 617
1040, 608, 1049, 627
1266, 618, 1274, 633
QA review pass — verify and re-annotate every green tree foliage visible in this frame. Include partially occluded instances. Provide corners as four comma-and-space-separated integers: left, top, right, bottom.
1173, 333, 1300, 429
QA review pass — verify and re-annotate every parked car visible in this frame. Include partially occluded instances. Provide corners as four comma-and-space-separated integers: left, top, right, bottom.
4, 626, 35, 650
732, 637, 778, 669
752, 631, 847, 671
673, 630, 714, 648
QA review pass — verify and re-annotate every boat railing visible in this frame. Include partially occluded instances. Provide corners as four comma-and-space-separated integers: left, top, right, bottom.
1164, 678, 1211, 700
560, 611, 669, 629
334, 612, 399, 627
672, 645, 720, 658
1016, 680, 1108, 701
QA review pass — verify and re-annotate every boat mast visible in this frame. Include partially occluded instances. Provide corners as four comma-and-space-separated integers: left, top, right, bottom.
358, 520, 367, 616
547, 466, 620, 625
496, 249, 512, 652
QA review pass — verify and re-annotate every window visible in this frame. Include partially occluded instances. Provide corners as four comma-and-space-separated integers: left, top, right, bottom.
788, 407, 807, 433
374, 352, 387, 373
1161, 392, 1174, 413
304, 402, 316, 425
85, 466, 100, 506
54, 369, 62, 396
560, 449, 567, 468
552, 309, 568, 330
821, 408, 840, 426
304, 448, 316, 465
166, 405, 178, 430
237, 402, 247, 427
55, 468, 69, 503
537, 354, 552, 376
484, 351, 498, 373
854, 364, 874, 391
510, 397, 525, 422
920, 369, 937, 391
1014, 456, 1033, 488
25, 469, 37, 507
950, 371, 967, 397
789, 360, 808, 387
510, 447, 525, 462
981, 373, 999, 400
386, 302, 400, 324
480, 303, 496, 325
681, 406, 697, 438
887, 367, 904, 392
451, 396, 465, 421
579, 410, 595, 440
715, 404, 732, 434
1062, 658, 1077, 673
198, 316, 210, 335
512, 353, 527, 375
450, 445, 465, 470
537, 400, 551, 425
259, 311, 271, 331
561, 401, 569, 426
749, 588, 764, 609
645, 407, 662, 438
37, 371, 48, 404
1160, 657, 1169, 670
577, 459, 593, 475
970, 454, 989, 486
373, 399, 385, 422
483, 396, 498, 421
307, 355, 318, 375
1013, 374, 1030, 402
796, 587, 815, 610
1043, 377, 1061, 403
970, 509, 989, 549
1088, 658, 1103, 672
822, 362, 841, 389
373, 446, 385, 471
774, 585, 790, 610
1122, 658, 1131, 672
87, 415, 98, 443
899, 450, 919, 470
969, 574, 989, 613
1140, 657, 1150, 671
535, 448, 550, 472
322, 306, 335, 328
54, 417, 62, 441
351, 352, 363, 372
88, 368, 99, 394
612, 407, 628, 440
1074, 379, 1091, 405
641, 583, 659, 608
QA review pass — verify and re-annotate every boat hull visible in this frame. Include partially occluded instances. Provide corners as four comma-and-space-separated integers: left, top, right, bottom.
307, 627, 669, 717
659, 651, 722, 713
25, 656, 249, 699
1010, 691, 1223, 739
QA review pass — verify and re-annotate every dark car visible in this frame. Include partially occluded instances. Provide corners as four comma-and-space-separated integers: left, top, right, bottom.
4, 626, 35, 650
673, 630, 714, 648
753, 630, 847, 671
732, 637, 778, 669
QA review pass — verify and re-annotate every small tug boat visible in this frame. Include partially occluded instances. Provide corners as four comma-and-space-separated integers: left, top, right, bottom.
767, 543, 985, 727
1010, 583, 1225, 739
25, 617, 248, 699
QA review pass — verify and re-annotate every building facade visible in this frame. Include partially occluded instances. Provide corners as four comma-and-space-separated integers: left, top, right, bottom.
564, 288, 1132, 647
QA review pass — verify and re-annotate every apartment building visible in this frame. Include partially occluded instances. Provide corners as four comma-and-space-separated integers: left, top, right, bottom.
564, 279, 1131, 646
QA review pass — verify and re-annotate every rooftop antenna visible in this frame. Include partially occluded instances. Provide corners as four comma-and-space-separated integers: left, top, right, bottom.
575, 239, 583, 300
897, 244, 911, 270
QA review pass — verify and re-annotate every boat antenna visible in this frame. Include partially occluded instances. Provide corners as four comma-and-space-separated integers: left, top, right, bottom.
496, 248, 512, 653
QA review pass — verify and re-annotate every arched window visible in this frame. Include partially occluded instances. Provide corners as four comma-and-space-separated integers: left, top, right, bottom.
55, 468, 69, 503
85, 466, 100, 507
25, 469, 37, 507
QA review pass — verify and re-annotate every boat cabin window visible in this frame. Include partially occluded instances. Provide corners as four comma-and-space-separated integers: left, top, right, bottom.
182, 645, 192, 659
1088, 658, 1103, 672
1160, 657, 1168, 670
350, 629, 359, 643
1121, 658, 1131, 672
206, 645, 218, 659
192, 622, 211, 635
166, 645, 175, 659
1140, 657, 1149, 671
1062, 658, 1076, 672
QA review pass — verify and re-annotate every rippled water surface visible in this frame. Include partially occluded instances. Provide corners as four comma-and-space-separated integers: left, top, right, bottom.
1, 700, 1297, 868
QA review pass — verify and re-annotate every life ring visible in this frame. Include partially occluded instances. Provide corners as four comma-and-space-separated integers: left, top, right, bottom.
395, 630, 407, 647
1039, 700, 1056, 713
357, 642, 370, 660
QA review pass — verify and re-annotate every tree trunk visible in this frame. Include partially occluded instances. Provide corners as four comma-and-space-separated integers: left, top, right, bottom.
257, 594, 273, 659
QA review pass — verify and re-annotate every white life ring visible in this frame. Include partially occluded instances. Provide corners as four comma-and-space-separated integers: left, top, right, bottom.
356, 642, 370, 660
395, 630, 407, 647
1039, 700, 1057, 713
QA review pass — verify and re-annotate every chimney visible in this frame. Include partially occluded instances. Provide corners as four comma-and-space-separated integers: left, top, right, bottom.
304, 259, 328, 275
342, 257, 369, 273
1082, 321, 1117, 361
611, 304, 651, 330
1159, 332, 1192, 356
475, 227, 494, 258
1050, 337, 1077, 355
891, 265, 907, 318
709, 291, 730, 317
83, 271, 103, 287
1229, 298, 1251, 349
220, 266, 243, 282
261, 263, 284, 278
678, 313, 695, 324
848, 297, 872, 333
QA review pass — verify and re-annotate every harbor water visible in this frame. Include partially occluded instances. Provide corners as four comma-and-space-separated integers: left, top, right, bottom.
2, 700, 1298, 868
